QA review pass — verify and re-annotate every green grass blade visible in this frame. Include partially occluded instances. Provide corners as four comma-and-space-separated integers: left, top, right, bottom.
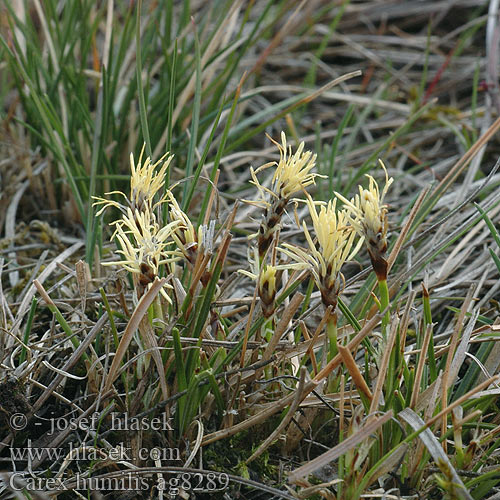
136, 0, 152, 158
196, 81, 242, 226
19, 297, 38, 365
182, 27, 202, 208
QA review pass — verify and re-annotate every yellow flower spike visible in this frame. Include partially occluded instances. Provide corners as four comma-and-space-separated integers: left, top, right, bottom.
251, 132, 319, 202
238, 248, 294, 318
281, 194, 360, 309
166, 190, 202, 264
280, 194, 361, 363
334, 160, 393, 279
112, 207, 179, 256
103, 206, 180, 300
130, 144, 173, 212
249, 132, 321, 261
258, 265, 277, 318
272, 131, 318, 199
92, 143, 173, 217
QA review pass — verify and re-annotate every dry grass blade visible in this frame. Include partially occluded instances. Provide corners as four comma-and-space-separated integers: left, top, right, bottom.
5, 177, 30, 289
440, 286, 476, 451
138, 315, 169, 401
338, 344, 373, 401
288, 410, 394, 483
104, 278, 167, 393
369, 315, 399, 413
239, 287, 258, 368
448, 310, 478, 386
250, 0, 308, 76
427, 374, 500, 429
387, 186, 429, 272
184, 420, 203, 468
430, 115, 500, 202
410, 372, 443, 478
399, 408, 474, 500
302, 70, 363, 106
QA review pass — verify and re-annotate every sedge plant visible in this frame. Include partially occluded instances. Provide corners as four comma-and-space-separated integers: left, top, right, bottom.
281, 195, 361, 362
335, 160, 393, 349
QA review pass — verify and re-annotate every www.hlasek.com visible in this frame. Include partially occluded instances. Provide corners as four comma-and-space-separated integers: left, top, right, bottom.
10, 441, 181, 462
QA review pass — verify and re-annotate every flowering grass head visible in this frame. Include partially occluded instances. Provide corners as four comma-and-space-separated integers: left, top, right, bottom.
105, 206, 180, 300
93, 146, 181, 299
281, 195, 360, 309
239, 247, 283, 318
92, 143, 172, 217
166, 190, 202, 265
249, 132, 319, 261
129, 144, 172, 212
335, 160, 393, 279
250, 132, 318, 204
270, 131, 318, 200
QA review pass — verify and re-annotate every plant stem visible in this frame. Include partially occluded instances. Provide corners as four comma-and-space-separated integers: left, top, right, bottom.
263, 317, 274, 342
327, 311, 338, 361
378, 278, 390, 343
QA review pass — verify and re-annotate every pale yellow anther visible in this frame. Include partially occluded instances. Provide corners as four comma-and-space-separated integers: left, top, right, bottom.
249, 131, 320, 204
130, 143, 173, 211
259, 265, 277, 298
